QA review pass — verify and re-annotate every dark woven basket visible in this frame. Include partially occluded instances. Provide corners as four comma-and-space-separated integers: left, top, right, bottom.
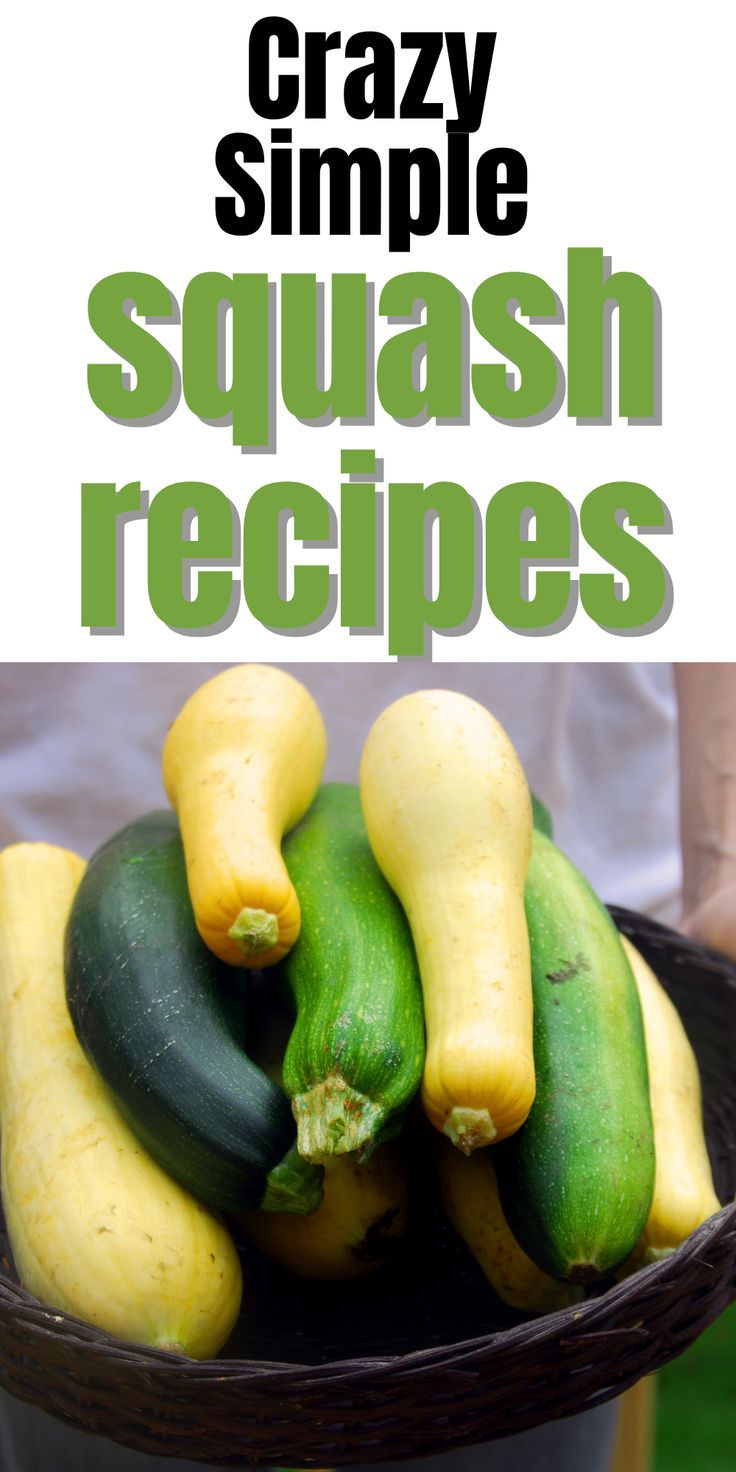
1, 908, 735, 1467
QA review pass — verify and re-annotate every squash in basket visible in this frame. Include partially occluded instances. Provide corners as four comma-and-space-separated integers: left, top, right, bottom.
0, 841, 242, 1357
360, 689, 534, 1150
619, 934, 720, 1264
279, 783, 425, 1162
438, 1139, 582, 1313
494, 832, 655, 1283
163, 663, 326, 966
239, 1144, 408, 1279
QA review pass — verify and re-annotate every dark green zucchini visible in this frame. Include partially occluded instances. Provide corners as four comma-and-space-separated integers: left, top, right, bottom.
495, 829, 655, 1282
64, 810, 322, 1214
279, 783, 425, 1161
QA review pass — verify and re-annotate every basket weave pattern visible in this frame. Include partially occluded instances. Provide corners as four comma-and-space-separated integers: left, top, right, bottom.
1, 908, 735, 1466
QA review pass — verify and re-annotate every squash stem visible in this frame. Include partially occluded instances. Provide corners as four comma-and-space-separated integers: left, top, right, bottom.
616, 1240, 676, 1282
228, 907, 279, 957
444, 1106, 497, 1155
261, 1142, 324, 1215
292, 1077, 385, 1163
641, 1244, 677, 1266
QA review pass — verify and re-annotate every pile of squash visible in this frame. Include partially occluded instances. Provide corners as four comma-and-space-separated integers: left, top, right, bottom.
0, 666, 721, 1358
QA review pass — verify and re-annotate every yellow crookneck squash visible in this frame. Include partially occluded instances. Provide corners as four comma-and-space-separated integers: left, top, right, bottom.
619, 934, 720, 1264
238, 1144, 408, 1280
162, 663, 327, 967
0, 841, 242, 1358
360, 689, 535, 1151
438, 1139, 582, 1313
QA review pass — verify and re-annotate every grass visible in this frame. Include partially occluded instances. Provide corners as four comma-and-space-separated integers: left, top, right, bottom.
654, 1303, 736, 1472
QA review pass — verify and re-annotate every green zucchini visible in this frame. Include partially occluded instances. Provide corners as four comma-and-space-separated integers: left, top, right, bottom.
495, 829, 655, 1281
278, 783, 425, 1161
64, 811, 322, 1214
531, 792, 553, 838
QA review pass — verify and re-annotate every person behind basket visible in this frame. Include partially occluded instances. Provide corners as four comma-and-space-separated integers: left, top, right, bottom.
0, 661, 733, 1472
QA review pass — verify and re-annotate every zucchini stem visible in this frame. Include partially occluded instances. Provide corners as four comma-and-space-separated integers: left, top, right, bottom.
261, 1142, 324, 1215
444, 1106, 497, 1154
567, 1262, 602, 1284
228, 907, 279, 956
292, 1076, 384, 1163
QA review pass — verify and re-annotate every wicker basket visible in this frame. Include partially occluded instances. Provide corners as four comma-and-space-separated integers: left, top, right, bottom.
1, 907, 734, 1466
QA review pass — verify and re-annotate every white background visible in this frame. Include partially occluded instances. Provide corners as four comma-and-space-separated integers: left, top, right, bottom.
2, 0, 733, 662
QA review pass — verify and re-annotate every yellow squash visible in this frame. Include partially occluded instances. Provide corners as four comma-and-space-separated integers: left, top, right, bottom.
360, 689, 534, 1151
238, 1145, 408, 1279
162, 664, 327, 966
438, 1140, 583, 1313
0, 842, 242, 1357
620, 935, 720, 1262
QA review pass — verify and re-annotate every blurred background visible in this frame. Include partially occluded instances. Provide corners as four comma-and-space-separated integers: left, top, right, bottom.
655, 1308, 735, 1472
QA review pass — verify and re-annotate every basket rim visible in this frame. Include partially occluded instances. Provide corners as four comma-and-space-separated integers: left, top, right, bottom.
3, 1196, 735, 1384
